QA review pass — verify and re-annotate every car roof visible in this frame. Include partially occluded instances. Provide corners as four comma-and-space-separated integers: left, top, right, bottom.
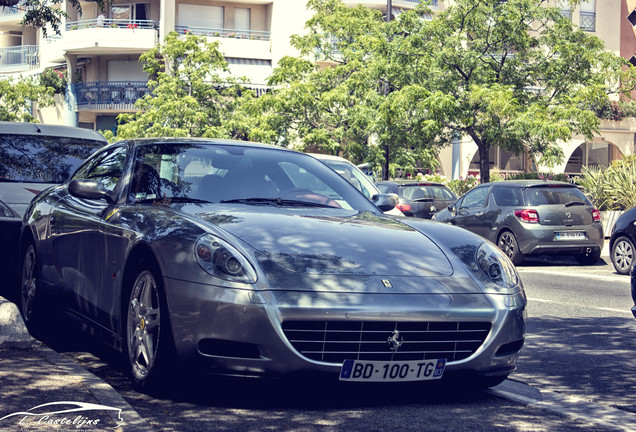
376, 180, 447, 187
0, 121, 107, 142
112, 137, 298, 153
484, 180, 578, 188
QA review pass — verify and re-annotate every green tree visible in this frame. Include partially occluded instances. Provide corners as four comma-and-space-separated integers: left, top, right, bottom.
238, 0, 441, 173
406, 0, 635, 183
0, 76, 55, 122
116, 32, 254, 139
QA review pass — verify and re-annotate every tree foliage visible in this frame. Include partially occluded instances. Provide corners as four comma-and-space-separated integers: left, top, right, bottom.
0, 76, 55, 122
236, 0, 442, 173
412, 0, 636, 182
115, 32, 255, 139
239, 0, 635, 182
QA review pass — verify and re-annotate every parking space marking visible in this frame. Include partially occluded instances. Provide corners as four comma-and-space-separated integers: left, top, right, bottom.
526, 297, 633, 315
489, 380, 636, 432
517, 268, 629, 284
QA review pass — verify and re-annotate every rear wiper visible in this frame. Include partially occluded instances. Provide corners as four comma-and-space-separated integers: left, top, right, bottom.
221, 197, 334, 208
564, 201, 586, 207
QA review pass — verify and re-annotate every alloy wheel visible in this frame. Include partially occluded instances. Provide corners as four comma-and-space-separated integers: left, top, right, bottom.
21, 245, 37, 324
498, 232, 516, 259
127, 270, 161, 381
613, 238, 634, 274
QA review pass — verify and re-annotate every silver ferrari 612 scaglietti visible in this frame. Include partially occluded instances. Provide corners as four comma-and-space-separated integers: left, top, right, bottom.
20, 138, 526, 392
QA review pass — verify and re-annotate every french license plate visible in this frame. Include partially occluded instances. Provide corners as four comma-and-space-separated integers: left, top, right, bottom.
339, 358, 446, 382
555, 231, 586, 240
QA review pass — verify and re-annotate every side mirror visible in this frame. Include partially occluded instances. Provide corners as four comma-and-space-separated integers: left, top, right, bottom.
371, 193, 398, 212
69, 179, 114, 203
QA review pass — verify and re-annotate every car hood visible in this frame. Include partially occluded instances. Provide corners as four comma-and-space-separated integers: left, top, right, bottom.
195, 208, 454, 279
0, 182, 55, 217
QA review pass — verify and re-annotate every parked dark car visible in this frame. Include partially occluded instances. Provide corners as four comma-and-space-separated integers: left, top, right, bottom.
0, 122, 107, 300
21, 138, 526, 392
375, 180, 457, 219
432, 180, 603, 266
609, 207, 636, 275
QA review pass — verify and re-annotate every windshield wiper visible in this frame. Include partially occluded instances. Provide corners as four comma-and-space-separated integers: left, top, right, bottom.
136, 196, 213, 204
564, 201, 586, 207
221, 197, 334, 208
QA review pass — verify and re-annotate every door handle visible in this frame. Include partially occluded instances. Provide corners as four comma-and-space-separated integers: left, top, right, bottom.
475, 212, 483, 217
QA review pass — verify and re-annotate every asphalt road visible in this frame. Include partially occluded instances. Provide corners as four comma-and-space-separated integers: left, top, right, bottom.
512, 255, 635, 412
35, 253, 635, 432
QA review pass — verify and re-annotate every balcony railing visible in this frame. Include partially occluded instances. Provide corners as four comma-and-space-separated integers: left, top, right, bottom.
73, 81, 150, 109
174, 25, 270, 41
66, 18, 158, 31
0, 45, 38, 72
0, 1, 29, 17
580, 11, 596, 32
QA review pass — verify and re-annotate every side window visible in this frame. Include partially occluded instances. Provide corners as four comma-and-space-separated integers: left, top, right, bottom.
72, 146, 127, 192
492, 187, 521, 207
459, 187, 489, 210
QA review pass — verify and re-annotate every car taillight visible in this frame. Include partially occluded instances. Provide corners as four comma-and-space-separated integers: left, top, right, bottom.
592, 209, 601, 222
396, 203, 412, 213
514, 209, 539, 223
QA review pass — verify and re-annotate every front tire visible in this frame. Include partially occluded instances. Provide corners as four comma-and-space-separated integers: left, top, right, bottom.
497, 231, 524, 265
611, 236, 634, 275
124, 262, 174, 393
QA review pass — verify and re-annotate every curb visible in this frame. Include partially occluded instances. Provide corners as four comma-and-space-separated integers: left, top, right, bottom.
35, 343, 153, 432
0, 296, 31, 349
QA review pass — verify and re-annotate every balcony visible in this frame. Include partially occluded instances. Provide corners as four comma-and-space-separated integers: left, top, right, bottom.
45, 19, 159, 57
73, 81, 149, 111
0, 45, 38, 72
66, 18, 157, 31
0, 0, 28, 24
174, 25, 271, 60
175, 25, 270, 41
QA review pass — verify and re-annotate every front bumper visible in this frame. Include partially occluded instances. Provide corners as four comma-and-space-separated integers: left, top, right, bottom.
163, 276, 526, 380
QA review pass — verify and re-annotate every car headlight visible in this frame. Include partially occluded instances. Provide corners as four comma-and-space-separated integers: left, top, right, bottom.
195, 234, 257, 283
476, 242, 518, 290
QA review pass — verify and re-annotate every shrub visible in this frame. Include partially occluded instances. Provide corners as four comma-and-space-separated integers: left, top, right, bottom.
39, 69, 67, 94
575, 155, 636, 210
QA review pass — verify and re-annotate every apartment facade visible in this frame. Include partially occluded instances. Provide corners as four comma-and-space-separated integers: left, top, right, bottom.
0, 0, 634, 178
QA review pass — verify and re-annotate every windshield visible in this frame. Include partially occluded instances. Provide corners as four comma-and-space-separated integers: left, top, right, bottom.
130, 144, 380, 212
0, 134, 104, 183
317, 159, 379, 199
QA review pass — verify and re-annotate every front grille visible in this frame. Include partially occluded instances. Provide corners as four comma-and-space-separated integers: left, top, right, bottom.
282, 321, 491, 364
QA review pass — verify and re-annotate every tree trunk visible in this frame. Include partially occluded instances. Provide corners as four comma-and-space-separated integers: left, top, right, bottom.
479, 143, 490, 184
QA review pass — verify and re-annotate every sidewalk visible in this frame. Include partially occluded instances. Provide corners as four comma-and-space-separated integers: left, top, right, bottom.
0, 297, 151, 432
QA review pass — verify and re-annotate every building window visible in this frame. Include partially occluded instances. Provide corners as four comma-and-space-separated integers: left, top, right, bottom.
234, 8, 250, 31
580, 0, 595, 32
